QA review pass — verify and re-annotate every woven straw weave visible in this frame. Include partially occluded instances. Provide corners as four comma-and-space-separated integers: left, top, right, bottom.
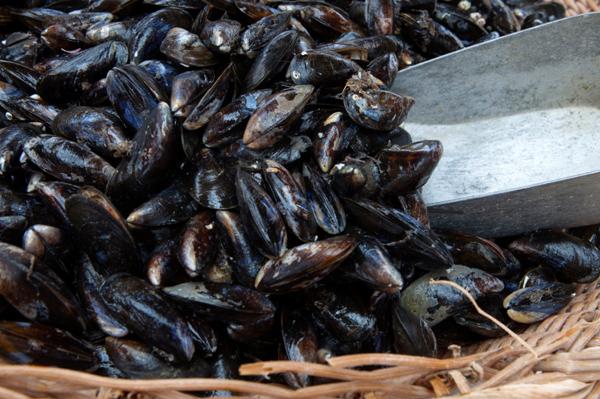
0, 4, 599, 399
556, 0, 599, 15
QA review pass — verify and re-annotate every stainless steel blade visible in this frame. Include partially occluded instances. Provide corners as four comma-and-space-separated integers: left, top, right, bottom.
391, 12, 600, 237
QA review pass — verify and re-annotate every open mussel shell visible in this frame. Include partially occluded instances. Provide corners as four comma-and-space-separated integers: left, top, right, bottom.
503, 282, 575, 324
509, 231, 600, 283
100, 273, 195, 362
400, 265, 504, 326
255, 235, 357, 293
0, 321, 96, 370
65, 186, 140, 276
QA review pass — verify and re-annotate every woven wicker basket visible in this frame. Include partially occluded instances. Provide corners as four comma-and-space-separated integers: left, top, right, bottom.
2, 5, 600, 399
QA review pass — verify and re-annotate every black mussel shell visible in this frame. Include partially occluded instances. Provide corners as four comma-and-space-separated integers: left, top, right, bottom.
503, 282, 575, 324
127, 180, 199, 228
106, 64, 168, 131
105, 337, 209, 379
187, 148, 237, 210
0, 321, 95, 370
303, 163, 346, 235
391, 299, 437, 357
243, 84, 314, 150
51, 106, 131, 160
100, 273, 195, 361
160, 27, 217, 67
400, 265, 504, 326
289, 50, 362, 86
107, 102, 176, 209
236, 168, 287, 257
345, 198, 453, 269
24, 134, 116, 189
216, 210, 265, 287
66, 186, 140, 276
263, 159, 316, 242
343, 72, 414, 131
128, 7, 193, 64
0, 242, 87, 332
255, 235, 357, 293
509, 231, 600, 283
37, 41, 128, 104
176, 211, 218, 277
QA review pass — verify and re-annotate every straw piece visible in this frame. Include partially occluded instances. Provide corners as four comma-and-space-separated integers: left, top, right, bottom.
0, 386, 31, 399
448, 370, 471, 394
325, 349, 500, 368
429, 279, 539, 358
0, 367, 293, 396
429, 376, 450, 397
442, 379, 589, 399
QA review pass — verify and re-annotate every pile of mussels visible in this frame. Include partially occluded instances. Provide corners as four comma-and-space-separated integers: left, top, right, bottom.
0, 0, 593, 388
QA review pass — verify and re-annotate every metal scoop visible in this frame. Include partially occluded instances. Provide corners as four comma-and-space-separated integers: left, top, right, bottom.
392, 12, 600, 237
